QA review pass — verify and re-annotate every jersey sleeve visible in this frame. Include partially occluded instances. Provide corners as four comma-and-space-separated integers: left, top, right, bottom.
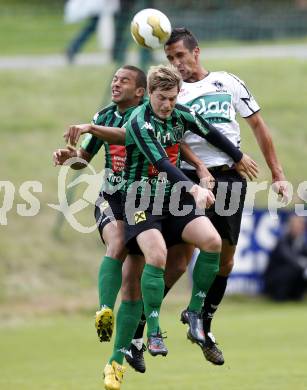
80, 110, 105, 155
80, 133, 104, 155
127, 115, 168, 165
228, 73, 260, 118
177, 104, 210, 138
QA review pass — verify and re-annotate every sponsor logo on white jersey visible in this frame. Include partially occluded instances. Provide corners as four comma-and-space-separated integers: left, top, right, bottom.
191, 94, 231, 120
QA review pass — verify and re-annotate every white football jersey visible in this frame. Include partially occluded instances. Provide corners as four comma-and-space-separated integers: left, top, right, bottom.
179, 71, 260, 169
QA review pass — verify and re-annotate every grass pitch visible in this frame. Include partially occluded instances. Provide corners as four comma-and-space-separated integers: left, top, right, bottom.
1, 297, 306, 390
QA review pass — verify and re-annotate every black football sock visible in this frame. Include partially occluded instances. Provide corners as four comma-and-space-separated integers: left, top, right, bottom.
133, 285, 170, 340
133, 312, 146, 340
202, 275, 228, 333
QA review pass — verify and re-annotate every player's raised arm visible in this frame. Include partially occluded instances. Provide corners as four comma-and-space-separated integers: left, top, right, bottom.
64, 124, 126, 146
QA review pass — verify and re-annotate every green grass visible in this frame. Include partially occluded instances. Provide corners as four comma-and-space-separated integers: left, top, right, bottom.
1, 297, 306, 390
0, 64, 117, 302
0, 0, 99, 55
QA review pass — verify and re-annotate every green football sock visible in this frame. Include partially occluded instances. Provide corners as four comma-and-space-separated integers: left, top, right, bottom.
133, 284, 171, 340
141, 264, 165, 337
109, 300, 143, 365
188, 251, 220, 312
98, 256, 123, 309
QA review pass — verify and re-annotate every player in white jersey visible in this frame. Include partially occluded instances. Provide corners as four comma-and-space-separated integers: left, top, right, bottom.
179, 71, 259, 169
163, 27, 288, 365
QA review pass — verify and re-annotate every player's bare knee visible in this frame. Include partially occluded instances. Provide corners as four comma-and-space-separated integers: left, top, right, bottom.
146, 247, 167, 268
200, 232, 222, 253
105, 239, 126, 260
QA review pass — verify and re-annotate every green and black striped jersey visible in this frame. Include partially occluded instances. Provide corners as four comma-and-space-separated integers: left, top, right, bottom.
124, 100, 213, 199
81, 103, 138, 193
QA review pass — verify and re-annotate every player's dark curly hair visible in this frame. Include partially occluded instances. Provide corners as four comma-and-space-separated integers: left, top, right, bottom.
164, 27, 199, 51
122, 65, 147, 90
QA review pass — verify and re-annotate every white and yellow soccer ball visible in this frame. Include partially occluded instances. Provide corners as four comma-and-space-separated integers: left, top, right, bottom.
130, 8, 172, 49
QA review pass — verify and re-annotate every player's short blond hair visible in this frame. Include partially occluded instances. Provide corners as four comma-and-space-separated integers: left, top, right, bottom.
147, 64, 182, 93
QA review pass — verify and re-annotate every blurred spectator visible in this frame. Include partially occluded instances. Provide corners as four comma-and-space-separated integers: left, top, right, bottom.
112, 0, 153, 68
64, 0, 152, 67
112, 0, 136, 63
263, 215, 307, 301
64, 0, 119, 63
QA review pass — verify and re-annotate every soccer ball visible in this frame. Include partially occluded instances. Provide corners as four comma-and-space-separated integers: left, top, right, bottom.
130, 8, 172, 49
